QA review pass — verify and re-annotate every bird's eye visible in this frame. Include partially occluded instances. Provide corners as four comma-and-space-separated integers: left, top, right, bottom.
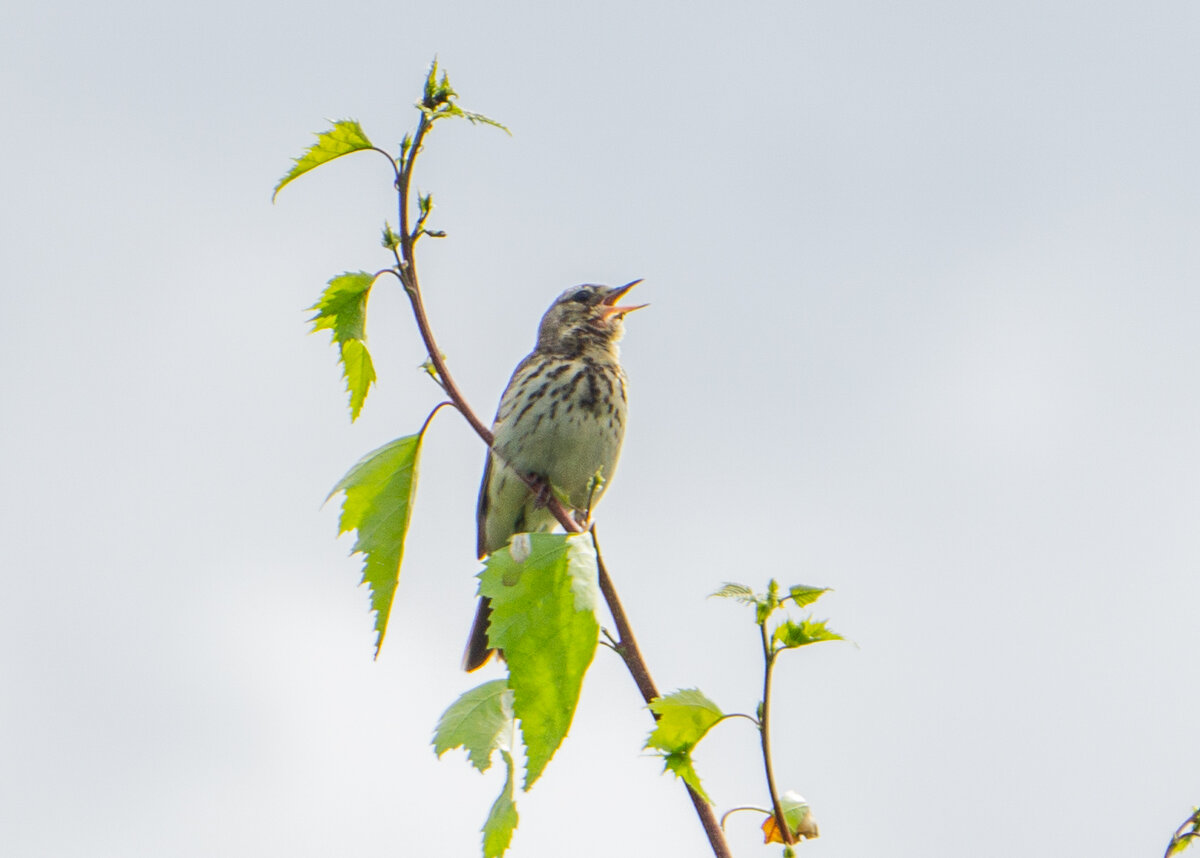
569, 290, 592, 304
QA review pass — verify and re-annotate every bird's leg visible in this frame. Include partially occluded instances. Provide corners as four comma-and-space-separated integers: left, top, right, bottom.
528, 475, 554, 510
527, 476, 589, 528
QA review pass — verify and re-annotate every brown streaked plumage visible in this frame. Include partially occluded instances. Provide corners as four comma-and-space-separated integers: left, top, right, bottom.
464, 281, 645, 671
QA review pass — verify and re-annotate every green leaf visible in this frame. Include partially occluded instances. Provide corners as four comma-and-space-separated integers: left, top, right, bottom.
327, 433, 426, 655
309, 271, 373, 344
339, 339, 376, 421
432, 680, 514, 773
646, 689, 725, 753
273, 119, 375, 200
710, 582, 757, 604
645, 690, 722, 805
787, 585, 830, 608
308, 272, 377, 421
662, 751, 712, 804
774, 617, 843, 650
482, 750, 519, 858
479, 533, 600, 789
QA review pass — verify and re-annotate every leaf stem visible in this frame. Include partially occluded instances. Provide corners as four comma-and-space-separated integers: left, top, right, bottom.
369, 147, 402, 186
760, 622, 795, 845
719, 805, 771, 830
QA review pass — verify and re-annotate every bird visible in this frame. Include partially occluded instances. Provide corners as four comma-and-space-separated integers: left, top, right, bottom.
463, 281, 646, 671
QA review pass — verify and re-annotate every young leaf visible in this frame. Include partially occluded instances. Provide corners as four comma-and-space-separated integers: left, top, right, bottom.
308, 271, 377, 420
326, 433, 426, 655
774, 617, 843, 650
339, 339, 376, 421
422, 58, 448, 107
645, 689, 723, 804
310, 271, 373, 343
646, 689, 725, 753
662, 751, 712, 804
459, 110, 510, 133
432, 680, 514, 773
787, 585, 830, 609
415, 58, 511, 134
482, 750, 519, 858
478, 533, 600, 789
273, 119, 376, 200
710, 582, 757, 604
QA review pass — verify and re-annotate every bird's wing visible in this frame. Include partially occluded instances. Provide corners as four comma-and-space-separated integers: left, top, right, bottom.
475, 451, 494, 560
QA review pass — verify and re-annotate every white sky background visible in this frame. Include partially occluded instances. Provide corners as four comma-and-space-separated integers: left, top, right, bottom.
3, 1, 1198, 856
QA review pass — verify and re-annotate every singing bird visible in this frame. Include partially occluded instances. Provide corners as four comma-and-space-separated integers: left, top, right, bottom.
463, 281, 645, 670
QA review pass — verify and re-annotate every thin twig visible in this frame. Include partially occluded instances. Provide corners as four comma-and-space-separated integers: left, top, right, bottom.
760, 622, 795, 845
390, 114, 494, 447
1165, 808, 1200, 858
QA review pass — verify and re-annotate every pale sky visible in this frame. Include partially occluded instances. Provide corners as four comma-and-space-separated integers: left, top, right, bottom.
3, 2, 1199, 857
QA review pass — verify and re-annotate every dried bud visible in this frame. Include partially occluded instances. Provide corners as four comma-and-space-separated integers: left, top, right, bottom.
762, 792, 819, 844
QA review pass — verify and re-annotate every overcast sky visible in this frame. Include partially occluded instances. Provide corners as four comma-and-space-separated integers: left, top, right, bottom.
3, 2, 1199, 857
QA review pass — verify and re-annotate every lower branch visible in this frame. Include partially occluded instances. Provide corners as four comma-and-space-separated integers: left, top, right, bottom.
592, 529, 734, 858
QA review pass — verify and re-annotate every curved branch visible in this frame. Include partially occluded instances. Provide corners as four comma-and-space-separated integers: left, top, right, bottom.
593, 528, 732, 858
388, 113, 495, 447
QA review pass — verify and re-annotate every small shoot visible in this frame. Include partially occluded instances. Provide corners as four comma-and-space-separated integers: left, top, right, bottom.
713, 581, 842, 850
418, 59, 510, 134
1167, 807, 1200, 858
381, 222, 402, 251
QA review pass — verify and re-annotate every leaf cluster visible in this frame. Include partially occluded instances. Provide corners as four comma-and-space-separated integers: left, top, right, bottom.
417, 59, 510, 133
275, 60, 505, 423
713, 580, 844, 654
433, 534, 601, 855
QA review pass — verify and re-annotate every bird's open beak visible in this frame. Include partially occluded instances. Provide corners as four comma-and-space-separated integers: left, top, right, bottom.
601, 279, 648, 318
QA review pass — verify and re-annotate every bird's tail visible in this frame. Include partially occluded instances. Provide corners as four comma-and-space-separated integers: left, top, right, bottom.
462, 596, 495, 671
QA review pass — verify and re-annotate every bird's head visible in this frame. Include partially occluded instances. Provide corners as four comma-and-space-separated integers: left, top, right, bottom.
535, 280, 646, 356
